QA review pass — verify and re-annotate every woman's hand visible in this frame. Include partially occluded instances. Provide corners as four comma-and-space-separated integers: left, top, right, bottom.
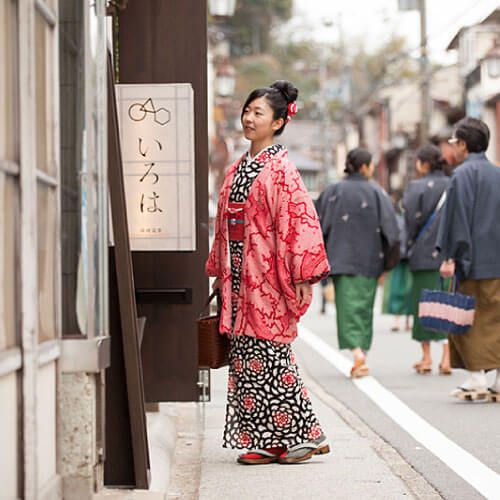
440, 259, 455, 278
212, 278, 222, 292
295, 281, 312, 308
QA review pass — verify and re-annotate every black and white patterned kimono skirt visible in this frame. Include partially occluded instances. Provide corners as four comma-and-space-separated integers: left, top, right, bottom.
223, 145, 324, 450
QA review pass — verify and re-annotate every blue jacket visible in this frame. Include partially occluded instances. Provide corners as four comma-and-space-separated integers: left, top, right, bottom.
317, 173, 399, 279
436, 152, 500, 281
403, 171, 449, 271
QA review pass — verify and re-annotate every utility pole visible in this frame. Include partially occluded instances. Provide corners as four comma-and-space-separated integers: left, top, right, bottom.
319, 18, 333, 189
419, 0, 430, 145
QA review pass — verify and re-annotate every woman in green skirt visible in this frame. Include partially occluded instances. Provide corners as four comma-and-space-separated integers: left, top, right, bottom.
382, 194, 413, 331
403, 145, 450, 374
317, 148, 399, 377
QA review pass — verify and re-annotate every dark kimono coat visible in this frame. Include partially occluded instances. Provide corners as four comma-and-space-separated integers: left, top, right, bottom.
436, 152, 500, 281
317, 173, 400, 279
403, 170, 449, 271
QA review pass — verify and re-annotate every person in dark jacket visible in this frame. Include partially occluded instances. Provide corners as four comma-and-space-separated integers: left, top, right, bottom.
437, 117, 500, 401
403, 144, 450, 375
382, 191, 413, 332
318, 148, 399, 378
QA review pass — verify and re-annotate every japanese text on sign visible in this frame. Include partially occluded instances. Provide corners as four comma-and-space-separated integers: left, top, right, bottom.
116, 84, 196, 251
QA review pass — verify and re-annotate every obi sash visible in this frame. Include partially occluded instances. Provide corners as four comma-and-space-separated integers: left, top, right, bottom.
227, 202, 245, 241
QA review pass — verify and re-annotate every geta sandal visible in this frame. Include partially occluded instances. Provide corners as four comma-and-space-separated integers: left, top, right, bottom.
278, 438, 330, 464
449, 387, 489, 401
413, 361, 432, 374
438, 364, 452, 375
487, 388, 500, 403
237, 447, 285, 465
351, 359, 369, 378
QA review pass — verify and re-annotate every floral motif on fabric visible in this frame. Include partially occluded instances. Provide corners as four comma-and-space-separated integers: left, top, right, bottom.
223, 335, 323, 450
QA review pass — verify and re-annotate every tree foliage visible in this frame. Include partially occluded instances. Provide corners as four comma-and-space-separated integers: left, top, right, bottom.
224, 0, 293, 55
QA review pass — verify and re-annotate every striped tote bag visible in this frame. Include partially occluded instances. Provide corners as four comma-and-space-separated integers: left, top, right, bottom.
418, 278, 475, 335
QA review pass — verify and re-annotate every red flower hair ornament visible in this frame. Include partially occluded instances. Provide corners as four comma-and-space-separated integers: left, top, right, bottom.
287, 102, 298, 123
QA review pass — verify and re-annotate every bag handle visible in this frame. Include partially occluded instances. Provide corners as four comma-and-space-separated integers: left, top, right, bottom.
200, 289, 222, 317
440, 275, 457, 293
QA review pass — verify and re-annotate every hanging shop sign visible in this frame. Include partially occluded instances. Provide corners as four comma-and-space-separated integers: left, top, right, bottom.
116, 83, 196, 251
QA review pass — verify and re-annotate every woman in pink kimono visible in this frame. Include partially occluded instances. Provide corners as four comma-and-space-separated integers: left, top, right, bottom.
206, 80, 330, 465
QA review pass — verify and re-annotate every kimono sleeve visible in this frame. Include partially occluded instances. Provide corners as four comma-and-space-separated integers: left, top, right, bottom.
316, 183, 336, 242
274, 163, 330, 285
436, 168, 473, 278
205, 188, 226, 277
376, 187, 400, 270
402, 181, 423, 247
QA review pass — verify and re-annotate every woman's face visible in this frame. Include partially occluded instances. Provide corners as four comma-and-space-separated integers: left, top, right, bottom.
241, 96, 284, 143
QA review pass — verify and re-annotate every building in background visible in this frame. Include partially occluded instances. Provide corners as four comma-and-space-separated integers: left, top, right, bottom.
356, 64, 463, 191
447, 7, 500, 164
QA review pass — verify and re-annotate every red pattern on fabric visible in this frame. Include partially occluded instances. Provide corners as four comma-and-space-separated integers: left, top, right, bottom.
308, 424, 323, 440
206, 149, 330, 344
242, 395, 255, 411
233, 358, 243, 373
227, 375, 236, 392
281, 371, 297, 386
248, 358, 263, 373
239, 432, 252, 448
301, 387, 309, 400
273, 411, 291, 427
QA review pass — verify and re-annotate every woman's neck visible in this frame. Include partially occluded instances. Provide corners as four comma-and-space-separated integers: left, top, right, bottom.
250, 138, 274, 158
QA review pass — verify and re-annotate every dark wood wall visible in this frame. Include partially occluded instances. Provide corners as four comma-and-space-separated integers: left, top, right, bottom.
117, 0, 209, 401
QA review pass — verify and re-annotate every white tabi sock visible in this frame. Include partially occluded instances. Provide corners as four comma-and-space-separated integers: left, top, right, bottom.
460, 370, 487, 391
491, 369, 500, 393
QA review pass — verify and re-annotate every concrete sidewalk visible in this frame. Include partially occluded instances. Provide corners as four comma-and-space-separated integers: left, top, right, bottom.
166, 362, 441, 499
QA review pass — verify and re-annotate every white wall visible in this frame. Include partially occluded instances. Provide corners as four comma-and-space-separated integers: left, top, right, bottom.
37, 362, 58, 490
0, 372, 18, 499
483, 105, 497, 162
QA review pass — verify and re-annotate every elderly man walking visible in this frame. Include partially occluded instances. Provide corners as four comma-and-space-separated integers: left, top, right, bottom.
437, 117, 500, 401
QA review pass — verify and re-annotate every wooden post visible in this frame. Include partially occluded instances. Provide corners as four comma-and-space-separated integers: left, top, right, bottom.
117, 0, 209, 402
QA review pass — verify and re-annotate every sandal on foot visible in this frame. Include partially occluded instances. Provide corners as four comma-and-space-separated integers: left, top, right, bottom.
487, 388, 500, 403
351, 359, 369, 378
414, 361, 432, 374
278, 437, 330, 464
237, 447, 285, 465
439, 364, 452, 375
450, 387, 489, 401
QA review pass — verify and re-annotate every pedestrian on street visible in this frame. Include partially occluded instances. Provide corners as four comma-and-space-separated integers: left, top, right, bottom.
317, 148, 400, 378
403, 144, 451, 375
206, 80, 331, 465
437, 117, 500, 401
382, 191, 413, 333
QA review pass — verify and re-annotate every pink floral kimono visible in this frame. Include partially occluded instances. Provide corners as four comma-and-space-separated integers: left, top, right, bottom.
206, 144, 330, 450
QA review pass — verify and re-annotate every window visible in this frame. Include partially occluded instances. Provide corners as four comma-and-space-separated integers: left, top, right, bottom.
59, 0, 108, 337
0, 0, 19, 350
35, 5, 59, 343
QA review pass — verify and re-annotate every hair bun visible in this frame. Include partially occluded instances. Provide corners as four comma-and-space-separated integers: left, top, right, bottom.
270, 80, 299, 103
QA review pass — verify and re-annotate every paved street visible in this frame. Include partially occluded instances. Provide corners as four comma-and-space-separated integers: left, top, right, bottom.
296, 285, 500, 500
166, 284, 500, 500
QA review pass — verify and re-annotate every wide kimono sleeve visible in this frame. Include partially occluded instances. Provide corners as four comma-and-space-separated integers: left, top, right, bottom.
376, 187, 400, 270
205, 194, 224, 277
316, 183, 335, 242
205, 179, 231, 278
274, 162, 330, 286
402, 181, 423, 248
436, 168, 474, 278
